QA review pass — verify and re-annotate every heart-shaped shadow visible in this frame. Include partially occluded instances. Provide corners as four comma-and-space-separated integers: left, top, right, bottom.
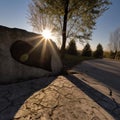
10, 40, 52, 71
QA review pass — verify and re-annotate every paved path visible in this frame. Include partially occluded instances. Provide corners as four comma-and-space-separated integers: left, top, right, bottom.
73, 59, 120, 104
0, 74, 120, 120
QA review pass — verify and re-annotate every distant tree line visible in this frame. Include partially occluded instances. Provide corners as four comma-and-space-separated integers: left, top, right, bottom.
66, 39, 104, 58
63, 26, 120, 61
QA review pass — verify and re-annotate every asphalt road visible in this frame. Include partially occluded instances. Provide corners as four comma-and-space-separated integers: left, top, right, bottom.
73, 58, 120, 101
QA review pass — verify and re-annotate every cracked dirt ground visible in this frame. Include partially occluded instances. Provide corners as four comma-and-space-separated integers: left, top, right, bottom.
1, 75, 119, 120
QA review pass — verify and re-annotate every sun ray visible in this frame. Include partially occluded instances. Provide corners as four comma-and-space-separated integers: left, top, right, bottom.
28, 37, 45, 54
48, 40, 58, 55
40, 39, 48, 63
25, 26, 59, 63
27, 35, 42, 42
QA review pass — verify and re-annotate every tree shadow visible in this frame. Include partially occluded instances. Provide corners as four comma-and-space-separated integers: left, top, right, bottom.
73, 60, 120, 92
0, 76, 56, 120
65, 74, 120, 120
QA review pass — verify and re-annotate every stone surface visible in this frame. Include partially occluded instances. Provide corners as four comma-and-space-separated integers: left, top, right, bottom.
0, 25, 63, 84
0, 75, 119, 120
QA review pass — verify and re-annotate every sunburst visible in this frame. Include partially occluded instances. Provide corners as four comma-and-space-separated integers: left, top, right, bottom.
41, 29, 53, 40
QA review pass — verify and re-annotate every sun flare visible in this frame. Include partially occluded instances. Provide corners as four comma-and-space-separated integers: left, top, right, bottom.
41, 29, 53, 40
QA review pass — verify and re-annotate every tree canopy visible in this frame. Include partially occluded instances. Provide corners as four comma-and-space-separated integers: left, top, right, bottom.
28, 0, 111, 55
108, 27, 120, 59
109, 27, 120, 52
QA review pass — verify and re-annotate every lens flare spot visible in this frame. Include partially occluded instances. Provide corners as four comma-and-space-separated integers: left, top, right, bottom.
20, 53, 29, 62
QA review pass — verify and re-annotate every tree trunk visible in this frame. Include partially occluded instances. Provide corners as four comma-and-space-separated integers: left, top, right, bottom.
60, 0, 69, 57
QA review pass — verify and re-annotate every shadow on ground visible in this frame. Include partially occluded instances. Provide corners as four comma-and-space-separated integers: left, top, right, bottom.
0, 76, 56, 120
0, 73, 120, 119
74, 59, 120, 93
65, 74, 120, 120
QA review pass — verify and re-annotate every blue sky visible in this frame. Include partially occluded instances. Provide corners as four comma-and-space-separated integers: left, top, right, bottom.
0, 0, 32, 30
0, 0, 120, 51
90, 0, 120, 50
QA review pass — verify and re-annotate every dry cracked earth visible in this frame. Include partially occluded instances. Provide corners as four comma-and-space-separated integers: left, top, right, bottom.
0, 74, 120, 120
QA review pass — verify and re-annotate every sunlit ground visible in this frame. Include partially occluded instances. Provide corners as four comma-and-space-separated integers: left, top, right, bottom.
13, 76, 114, 120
